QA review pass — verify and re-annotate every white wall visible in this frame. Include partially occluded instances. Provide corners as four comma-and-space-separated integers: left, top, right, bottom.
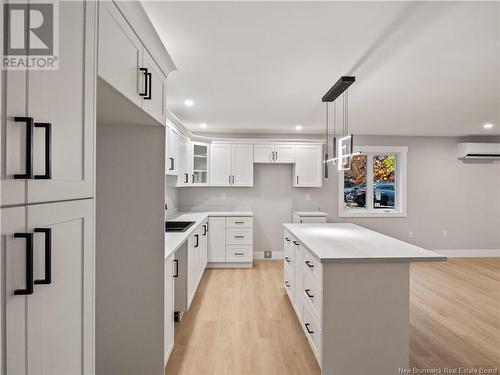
177, 136, 500, 252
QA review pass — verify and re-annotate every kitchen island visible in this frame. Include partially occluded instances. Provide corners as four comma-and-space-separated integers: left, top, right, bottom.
283, 223, 446, 375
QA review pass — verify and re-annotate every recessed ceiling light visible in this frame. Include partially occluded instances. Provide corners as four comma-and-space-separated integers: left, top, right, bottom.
184, 99, 194, 107
295, 125, 303, 131
483, 123, 494, 129
200, 123, 207, 129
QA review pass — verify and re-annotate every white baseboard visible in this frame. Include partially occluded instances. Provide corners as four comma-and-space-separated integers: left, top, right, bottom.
253, 251, 283, 260
434, 249, 500, 257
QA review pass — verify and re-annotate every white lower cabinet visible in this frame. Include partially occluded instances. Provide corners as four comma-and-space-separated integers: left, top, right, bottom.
1, 200, 94, 374
208, 217, 226, 262
283, 230, 322, 366
164, 253, 175, 365
207, 216, 253, 266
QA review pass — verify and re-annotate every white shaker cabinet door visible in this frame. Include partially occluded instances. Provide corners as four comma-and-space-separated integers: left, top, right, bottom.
208, 217, 226, 262
275, 144, 296, 163
294, 145, 323, 187
26, 199, 94, 375
27, 1, 95, 203
141, 50, 166, 125
231, 144, 253, 186
210, 144, 231, 186
164, 253, 175, 365
1, 69, 27, 207
166, 126, 178, 175
1, 206, 28, 374
98, 0, 142, 107
253, 144, 274, 163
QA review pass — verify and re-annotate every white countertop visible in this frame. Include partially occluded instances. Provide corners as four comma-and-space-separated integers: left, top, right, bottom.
293, 211, 328, 217
165, 211, 254, 259
283, 223, 446, 264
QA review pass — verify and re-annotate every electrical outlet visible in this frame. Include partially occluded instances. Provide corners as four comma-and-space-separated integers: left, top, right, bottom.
408, 230, 414, 239
305, 193, 311, 201
442, 230, 447, 238
220, 192, 226, 200
264, 251, 272, 259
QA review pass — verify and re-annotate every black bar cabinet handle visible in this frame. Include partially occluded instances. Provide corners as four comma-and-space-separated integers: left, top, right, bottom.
14, 116, 34, 179
203, 225, 207, 236
305, 323, 314, 334
194, 234, 199, 248
296, 176, 299, 185
173, 259, 179, 278
14, 233, 34, 295
33, 123, 52, 179
284, 281, 290, 288
285, 237, 290, 242
235, 221, 244, 224
305, 289, 314, 298
139, 68, 148, 96
305, 260, 314, 268
285, 257, 290, 263
184, 173, 188, 184
145, 72, 152, 100
293, 240, 299, 245
235, 235, 244, 239
169, 158, 174, 170
234, 252, 244, 256
34, 228, 51, 285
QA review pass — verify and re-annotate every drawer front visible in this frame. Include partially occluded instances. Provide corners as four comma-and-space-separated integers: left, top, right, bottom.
303, 269, 322, 322
226, 216, 253, 228
226, 245, 252, 262
303, 297, 322, 364
226, 228, 253, 245
284, 263, 294, 301
299, 216, 327, 224
303, 248, 322, 285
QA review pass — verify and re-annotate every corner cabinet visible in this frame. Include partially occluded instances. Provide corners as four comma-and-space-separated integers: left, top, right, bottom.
293, 144, 323, 187
209, 143, 253, 187
98, 1, 167, 125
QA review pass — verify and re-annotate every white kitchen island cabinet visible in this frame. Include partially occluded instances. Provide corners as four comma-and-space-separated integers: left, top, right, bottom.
283, 223, 446, 375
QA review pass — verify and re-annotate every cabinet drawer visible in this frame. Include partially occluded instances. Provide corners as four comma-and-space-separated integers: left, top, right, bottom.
303, 269, 322, 322
284, 264, 294, 301
303, 248, 322, 285
226, 216, 253, 228
226, 245, 252, 262
226, 228, 253, 245
303, 297, 322, 364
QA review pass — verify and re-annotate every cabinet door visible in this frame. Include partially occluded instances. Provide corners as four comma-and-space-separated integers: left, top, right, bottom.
1, 69, 27, 206
27, 1, 95, 203
275, 144, 296, 163
294, 145, 323, 187
253, 144, 274, 163
164, 253, 174, 365
142, 50, 166, 125
26, 199, 94, 374
201, 221, 208, 270
1, 206, 27, 374
231, 144, 253, 186
98, 1, 142, 107
187, 232, 197, 308
209, 144, 231, 186
208, 217, 226, 262
176, 135, 189, 186
294, 245, 304, 321
166, 126, 178, 175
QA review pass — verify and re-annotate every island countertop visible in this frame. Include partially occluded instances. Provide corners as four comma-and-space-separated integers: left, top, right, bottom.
283, 223, 446, 263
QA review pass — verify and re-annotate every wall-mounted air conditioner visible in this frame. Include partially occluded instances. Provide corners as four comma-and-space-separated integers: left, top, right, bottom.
457, 143, 500, 160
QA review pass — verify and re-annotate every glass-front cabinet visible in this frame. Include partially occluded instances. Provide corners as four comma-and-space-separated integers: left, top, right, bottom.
192, 142, 209, 185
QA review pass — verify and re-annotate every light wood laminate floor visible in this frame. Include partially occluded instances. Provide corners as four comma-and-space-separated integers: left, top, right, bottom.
165, 259, 500, 375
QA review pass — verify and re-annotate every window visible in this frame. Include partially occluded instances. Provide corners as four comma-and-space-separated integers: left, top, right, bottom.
339, 146, 407, 217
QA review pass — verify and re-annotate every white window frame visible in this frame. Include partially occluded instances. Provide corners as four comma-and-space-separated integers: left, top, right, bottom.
338, 146, 408, 218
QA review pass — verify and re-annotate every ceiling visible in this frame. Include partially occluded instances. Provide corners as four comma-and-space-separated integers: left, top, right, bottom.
143, 1, 500, 136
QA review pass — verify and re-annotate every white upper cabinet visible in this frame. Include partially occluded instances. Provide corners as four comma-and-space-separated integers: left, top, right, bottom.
141, 50, 167, 124
254, 143, 295, 163
98, 1, 142, 107
210, 143, 253, 187
231, 144, 253, 186
293, 144, 323, 187
176, 134, 192, 186
192, 142, 209, 185
98, 1, 167, 125
166, 125, 179, 175
210, 144, 232, 186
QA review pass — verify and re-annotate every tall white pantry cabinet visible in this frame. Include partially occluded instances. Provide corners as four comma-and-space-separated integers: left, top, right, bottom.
1, 2, 96, 374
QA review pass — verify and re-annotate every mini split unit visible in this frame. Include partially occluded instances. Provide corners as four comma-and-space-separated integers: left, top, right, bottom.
457, 143, 500, 160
